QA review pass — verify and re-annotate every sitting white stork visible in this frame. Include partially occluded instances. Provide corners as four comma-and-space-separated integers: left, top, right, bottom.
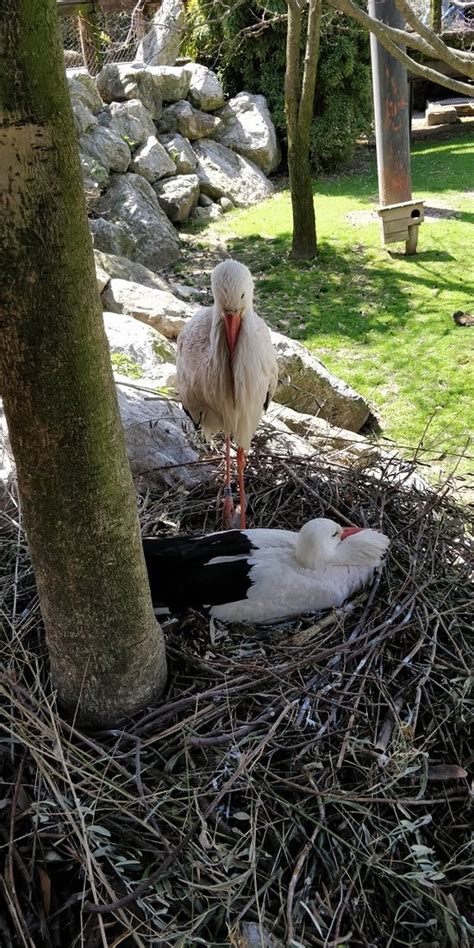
143, 518, 390, 624
176, 259, 278, 529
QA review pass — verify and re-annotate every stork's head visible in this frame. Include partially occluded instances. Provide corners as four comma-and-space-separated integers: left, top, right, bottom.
211, 259, 254, 355
295, 518, 389, 570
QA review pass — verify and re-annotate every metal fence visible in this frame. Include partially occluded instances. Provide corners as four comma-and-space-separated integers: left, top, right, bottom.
58, 1, 159, 74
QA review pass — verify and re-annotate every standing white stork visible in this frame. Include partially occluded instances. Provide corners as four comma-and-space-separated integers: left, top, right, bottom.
143, 518, 390, 623
176, 259, 278, 529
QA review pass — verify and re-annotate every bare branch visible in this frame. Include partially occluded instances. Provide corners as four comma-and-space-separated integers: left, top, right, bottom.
394, 0, 474, 76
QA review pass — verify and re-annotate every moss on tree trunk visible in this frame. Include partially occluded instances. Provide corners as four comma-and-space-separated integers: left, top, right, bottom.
0, 0, 167, 727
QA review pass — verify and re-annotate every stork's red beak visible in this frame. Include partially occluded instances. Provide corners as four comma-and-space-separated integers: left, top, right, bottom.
224, 312, 242, 356
340, 526, 364, 541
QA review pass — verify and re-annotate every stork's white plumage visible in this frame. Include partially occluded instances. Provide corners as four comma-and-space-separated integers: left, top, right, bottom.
143, 518, 390, 624
176, 259, 278, 528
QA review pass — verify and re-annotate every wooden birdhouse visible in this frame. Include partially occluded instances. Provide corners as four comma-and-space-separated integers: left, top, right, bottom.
377, 200, 425, 254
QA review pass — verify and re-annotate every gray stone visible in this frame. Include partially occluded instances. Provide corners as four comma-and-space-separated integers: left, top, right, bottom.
159, 133, 198, 174
93, 250, 171, 292
157, 100, 221, 141
136, 0, 186, 67
80, 154, 109, 208
116, 384, 212, 489
104, 311, 176, 380
96, 63, 162, 118
72, 99, 98, 136
213, 92, 281, 175
191, 204, 223, 222
425, 103, 458, 126
80, 124, 131, 174
147, 65, 190, 102
198, 193, 213, 207
219, 196, 234, 212
96, 264, 110, 295
184, 62, 225, 112
154, 173, 200, 222
266, 404, 380, 468
130, 135, 176, 182
90, 218, 134, 258
101, 278, 196, 339
67, 70, 103, 113
193, 140, 274, 207
95, 173, 180, 269
98, 99, 156, 149
270, 331, 370, 432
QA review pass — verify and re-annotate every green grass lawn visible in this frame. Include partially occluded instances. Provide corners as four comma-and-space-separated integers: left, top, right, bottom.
187, 131, 474, 483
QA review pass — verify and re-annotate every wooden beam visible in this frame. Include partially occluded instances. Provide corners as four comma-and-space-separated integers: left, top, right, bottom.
57, 2, 96, 16
430, 0, 442, 32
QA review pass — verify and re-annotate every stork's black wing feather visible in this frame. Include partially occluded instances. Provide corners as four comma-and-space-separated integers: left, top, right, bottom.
143, 532, 255, 612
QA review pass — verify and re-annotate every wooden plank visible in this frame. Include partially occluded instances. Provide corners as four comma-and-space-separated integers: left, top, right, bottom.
378, 199, 425, 212
378, 207, 424, 225
383, 229, 410, 243
57, 1, 95, 15
382, 217, 422, 236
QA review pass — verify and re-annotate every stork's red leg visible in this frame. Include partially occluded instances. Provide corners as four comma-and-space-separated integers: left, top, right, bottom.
222, 436, 234, 528
237, 446, 246, 530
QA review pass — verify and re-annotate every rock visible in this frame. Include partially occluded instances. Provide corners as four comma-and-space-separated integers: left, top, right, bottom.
213, 92, 281, 175
96, 63, 162, 118
93, 250, 171, 292
103, 311, 176, 381
191, 204, 223, 222
98, 99, 156, 149
198, 193, 213, 207
72, 99, 98, 136
67, 70, 103, 113
159, 133, 198, 174
219, 196, 234, 212
193, 140, 274, 207
80, 154, 109, 208
116, 384, 212, 489
426, 103, 458, 126
184, 63, 225, 112
96, 264, 110, 295
90, 218, 134, 258
266, 404, 379, 467
80, 124, 131, 174
95, 173, 180, 269
147, 65, 190, 102
136, 0, 186, 67
130, 135, 176, 182
154, 174, 200, 222
157, 100, 221, 141
171, 283, 207, 301
101, 278, 196, 339
270, 331, 370, 432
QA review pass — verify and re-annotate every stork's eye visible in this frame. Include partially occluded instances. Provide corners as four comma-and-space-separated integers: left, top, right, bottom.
332, 530, 338, 537
241, 292, 245, 299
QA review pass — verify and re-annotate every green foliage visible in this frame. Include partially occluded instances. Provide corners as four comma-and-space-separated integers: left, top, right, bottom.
183, 1, 372, 172
110, 353, 143, 379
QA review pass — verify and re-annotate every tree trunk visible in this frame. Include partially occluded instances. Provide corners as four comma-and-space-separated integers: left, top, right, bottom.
285, 0, 322, 260
0, 0, 167, 727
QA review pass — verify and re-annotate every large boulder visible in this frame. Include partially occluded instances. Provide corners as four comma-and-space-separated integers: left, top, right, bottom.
101, 278, 196, 339
90, 218, 134, 257
184, 63, 225, 112
67, 69, 103, 113
266, 404, 380, 468
270, 332, 370, 432
135, 0, 186, 66
213, 92, 281, 175
104, 311, 176, 381
157, 100, 221, 141
96, 63, 162, 118
94, 250, 171, 292
98, 99, 156, 149
95, 173, 180, 269
193, 140, 274, 207
116, 384, 212, 489
130, 135, 177, 182
80, 124, 131, 174
159, 133, 198, 174
147, 65, 190, 102
154, 174, 200, 222
72, 99, 98, 136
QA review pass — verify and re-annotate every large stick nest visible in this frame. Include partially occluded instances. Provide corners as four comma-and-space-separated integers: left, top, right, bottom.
0, 446, 472, 948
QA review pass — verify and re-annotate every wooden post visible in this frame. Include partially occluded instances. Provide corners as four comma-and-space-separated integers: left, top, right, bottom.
369, 0, 416, 252
78, 6, 102, 74
430, 0, 442, 32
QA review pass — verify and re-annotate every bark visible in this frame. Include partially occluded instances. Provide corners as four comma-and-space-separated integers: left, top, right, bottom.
0, 0, 167, 727
285, 0, 322, 260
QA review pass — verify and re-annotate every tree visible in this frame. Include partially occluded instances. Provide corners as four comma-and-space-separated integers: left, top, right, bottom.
0, 0, 167, 728
285, 0, 322, 259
